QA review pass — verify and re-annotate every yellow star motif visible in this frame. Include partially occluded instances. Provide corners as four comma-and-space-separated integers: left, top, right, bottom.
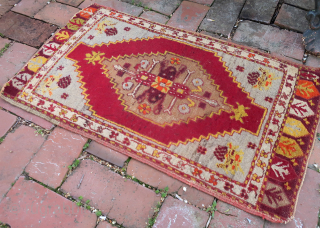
230, 102, 250, 123
84, 51, 105, 65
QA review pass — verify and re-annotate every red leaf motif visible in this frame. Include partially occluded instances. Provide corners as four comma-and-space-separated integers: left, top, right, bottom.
11, 73, 31, 90
291, 102, 308, 116
42, 43, 59, 56
265, 187, 283, 206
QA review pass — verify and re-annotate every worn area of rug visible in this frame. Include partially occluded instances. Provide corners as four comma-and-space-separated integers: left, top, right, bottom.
2, 4, 320, 223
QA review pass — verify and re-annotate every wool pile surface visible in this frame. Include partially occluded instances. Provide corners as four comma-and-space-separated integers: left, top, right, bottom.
2, 4, 320, 223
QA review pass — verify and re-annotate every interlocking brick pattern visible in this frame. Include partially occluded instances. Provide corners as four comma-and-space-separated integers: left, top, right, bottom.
0, 11, 57, 47
0, 177, 97, 227
86, 141, 128, 167
275, 4, 309, 33
200, 0, 246, 36
61, 160, 160, 228
233, 20, 304, 60
34, 2, 80, 27
0, 126, 45, 200
240, 0, 278, 23
167, 1, 209, 31
0, 42, 36, 87
0, 0, 319, 227
25, 127, 87, 188
0, 109, 16, 137
79, 0, 143, 16
12, 0, 48, 17
153, 196, 209, 228
0, 0, 20, 16
140, 11, 169, 24
121, 0, 181, 15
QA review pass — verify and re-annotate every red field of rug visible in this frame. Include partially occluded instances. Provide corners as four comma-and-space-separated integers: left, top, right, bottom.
2, 4, 320, 223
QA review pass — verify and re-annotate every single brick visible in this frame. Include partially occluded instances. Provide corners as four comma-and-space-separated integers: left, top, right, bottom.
200, 0, 246, 36
200, 31, 227, 40
0, 176, 97, 227
0, 42, 36, 89
86, 141, 128, 167
153, 196, 209, 228
0, 11, 57, 47
271, 52, 302, 64
284, 0, 314, 10
0, 37, 10, 50
121, 0, 180, 15
61, 160, 160, 228
265, 169, 320, 228
178, 186, 215, 208
166, 1, 209, 32
233, 20, 304, 60
0, 0, 20, 16
34, 2, 80, 27
0, 109, 16, 137
127, 159, 214, 207
11, 0, 48, 17
0, 98, 54, 129
0, 125, 45, 200
57, 0, 84, 7
25, 127, 87, 188
306, 54, 320, 68
309, 123, 320, 167
79, 0, 143, 16
189, 0, 214, 5
275, 4, 309, 33
140, 11, 169, 24
96, 221, 113, 228
240, 0, 279, 24
209, 200, 265, 227
127, 159, 184, 192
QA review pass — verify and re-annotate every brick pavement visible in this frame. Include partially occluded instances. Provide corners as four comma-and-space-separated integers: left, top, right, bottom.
0, 0, 319, 227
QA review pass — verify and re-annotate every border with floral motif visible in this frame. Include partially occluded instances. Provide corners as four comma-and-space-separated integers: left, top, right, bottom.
1, 4, 320, 223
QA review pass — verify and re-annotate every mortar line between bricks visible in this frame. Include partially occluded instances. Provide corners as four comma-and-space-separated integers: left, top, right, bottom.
281, 2, 311, 12
1, 131, 49, 200
236, 18, 305, 36
195, 7, 209, 34
7, 9, 60, 28
15, 173, 107, 226
0, 115, 19, 143
53, 138, 93, 191
0, 39, 41, 53
142, 9, 170, 18
272, 23, 305, 34
65, 150, 215, 227
124, 0, 173, 18
0, 41, 13, 57
55, 0, 86, 8
3, 12, 60, 48
0, 113, 54, 146
58, 154, 148, 227
16, 0, 55, 18
229, 0, 248, 39
167, 0, 182, 17
27, 173, 109, 226
270, 0, 284, 24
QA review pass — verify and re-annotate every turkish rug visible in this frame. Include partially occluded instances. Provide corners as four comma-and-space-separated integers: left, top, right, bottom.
1, 4, 320, 223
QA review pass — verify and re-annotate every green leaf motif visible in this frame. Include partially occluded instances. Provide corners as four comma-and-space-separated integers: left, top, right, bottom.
66, 18, 85, 30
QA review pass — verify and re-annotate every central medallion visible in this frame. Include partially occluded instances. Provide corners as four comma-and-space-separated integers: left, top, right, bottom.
102, 52, 231, 126
66, 37, 266, 146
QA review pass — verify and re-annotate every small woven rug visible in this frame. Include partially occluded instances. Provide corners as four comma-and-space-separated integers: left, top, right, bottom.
2, 4, 320, 223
